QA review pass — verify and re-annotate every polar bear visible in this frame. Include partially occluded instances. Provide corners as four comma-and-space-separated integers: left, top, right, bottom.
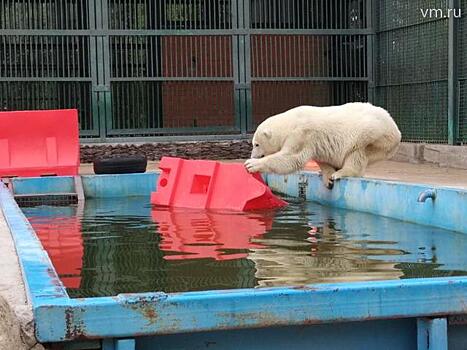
245, 102, 401, 189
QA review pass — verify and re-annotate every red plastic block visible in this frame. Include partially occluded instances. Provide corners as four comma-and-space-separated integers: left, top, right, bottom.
151, 157, 287, 211
152, 207, 274, 261
0, 109, 79, 178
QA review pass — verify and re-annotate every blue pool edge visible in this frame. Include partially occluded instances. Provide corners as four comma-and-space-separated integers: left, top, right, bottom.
1, 173, 466, 342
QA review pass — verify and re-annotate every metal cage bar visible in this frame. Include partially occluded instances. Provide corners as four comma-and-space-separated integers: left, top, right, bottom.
0, 0, 370, 139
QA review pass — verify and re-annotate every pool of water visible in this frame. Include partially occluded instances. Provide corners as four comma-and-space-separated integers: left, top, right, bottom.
21, 196, 467, 298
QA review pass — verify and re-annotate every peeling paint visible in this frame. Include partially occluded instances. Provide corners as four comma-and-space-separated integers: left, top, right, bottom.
215, 311, 284, 329
448, 314, 467, 325
117, 293, 168, 325
292, 285, 320, 291
65, 307, 87, 340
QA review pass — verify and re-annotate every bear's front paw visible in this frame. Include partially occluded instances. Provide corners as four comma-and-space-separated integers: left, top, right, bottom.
245, 158, 265, 173
326, 173, 343, 190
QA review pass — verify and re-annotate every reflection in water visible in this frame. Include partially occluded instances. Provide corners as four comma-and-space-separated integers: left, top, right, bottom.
26, 206, 83, 289
21, 196, 467, 298
152, 207, 274, 260
249, 212, 404, 287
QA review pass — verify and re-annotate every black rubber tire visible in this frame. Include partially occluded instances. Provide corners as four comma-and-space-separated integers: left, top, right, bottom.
93, 155, 147, 175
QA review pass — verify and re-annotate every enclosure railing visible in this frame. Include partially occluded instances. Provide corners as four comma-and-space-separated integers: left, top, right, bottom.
0, 0, 465, 144
374, 0, 465, 144
0, 0, 369, 140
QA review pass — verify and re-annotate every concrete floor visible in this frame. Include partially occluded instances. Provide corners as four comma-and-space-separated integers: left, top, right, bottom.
363, 161, 467, 189
81, 160, 467, 189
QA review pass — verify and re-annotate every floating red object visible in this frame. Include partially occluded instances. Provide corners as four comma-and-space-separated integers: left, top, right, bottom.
0, 109, 79, 178
151, 157, 287, 211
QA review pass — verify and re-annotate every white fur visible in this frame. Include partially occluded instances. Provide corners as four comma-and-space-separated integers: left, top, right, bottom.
245, 102, 401, 188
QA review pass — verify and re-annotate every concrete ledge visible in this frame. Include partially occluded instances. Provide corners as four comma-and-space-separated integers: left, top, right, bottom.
391, 143, 424, 164
423, 144, 467, 169
0, 209, 44, 350
392, 143, 467, 170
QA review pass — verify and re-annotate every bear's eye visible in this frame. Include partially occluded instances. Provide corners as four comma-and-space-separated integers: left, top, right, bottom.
254, 143, 259, 147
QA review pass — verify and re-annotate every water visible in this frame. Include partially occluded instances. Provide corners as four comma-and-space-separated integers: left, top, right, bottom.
21, 196, 467, 298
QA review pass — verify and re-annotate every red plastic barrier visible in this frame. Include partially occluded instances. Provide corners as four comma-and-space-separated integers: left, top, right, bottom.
151, 157, 288, 211
0, 109, 79, 178
305, 160, 319, 170
152, 207, 273, 261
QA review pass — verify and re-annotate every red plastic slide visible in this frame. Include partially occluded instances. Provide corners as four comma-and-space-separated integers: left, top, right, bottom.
0, 109, 79, 178
151, 157, 287, 211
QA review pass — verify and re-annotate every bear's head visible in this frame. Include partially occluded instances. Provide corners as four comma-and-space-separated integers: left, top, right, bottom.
251, 127, 281, 159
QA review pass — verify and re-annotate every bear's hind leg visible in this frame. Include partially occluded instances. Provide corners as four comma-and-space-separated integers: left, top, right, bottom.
317, 162, 336, 189
328, 149, 368, 189
365, 141, 399, 165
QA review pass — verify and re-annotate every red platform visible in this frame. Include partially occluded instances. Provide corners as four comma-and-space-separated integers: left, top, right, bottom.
0, 109, 79, 178
151, 157, 287, 211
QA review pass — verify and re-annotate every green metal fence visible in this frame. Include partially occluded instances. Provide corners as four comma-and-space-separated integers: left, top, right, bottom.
0, 0, 465, 143
0, 0, 369, 141
374, 0, 465, 144
247, 0, 369, 131
459, 0, 467, 143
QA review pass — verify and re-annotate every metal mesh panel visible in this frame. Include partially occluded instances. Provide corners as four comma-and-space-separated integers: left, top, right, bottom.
15, 194, 78, 207
0, 0, 89, 29
108, 34, 235, 135
110, 35, 232, 78
0, 1, 94, 135
111, 81, 162, 130
459, 0, 467, 143
375, 1, 449, 143
377, 0, 448, 32
1, 0, 372, 139
376, 22, 448, 85
250, 0, 367, 29
460, 81, 467, 143
460, 0, 467, 80
251, 34, 367, 126
0, 36, 90, 78
252, 81, 367, 124
251, 35, 367, 78
376, 82, 448, 143
111, 81, 234, 132
0, 81, 93, 132
108, 0, 232, 30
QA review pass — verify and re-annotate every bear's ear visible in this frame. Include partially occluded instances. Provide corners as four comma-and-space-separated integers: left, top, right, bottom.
261, 129, 272, 139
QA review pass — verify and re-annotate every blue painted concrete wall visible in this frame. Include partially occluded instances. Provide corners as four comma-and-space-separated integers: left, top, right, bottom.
137, 319, 417, 350
3, 172, 467, 349
12, 176, 75, 194
11, 173, 158, 198
81, 173, 157, 198
266, 172, 467, 234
